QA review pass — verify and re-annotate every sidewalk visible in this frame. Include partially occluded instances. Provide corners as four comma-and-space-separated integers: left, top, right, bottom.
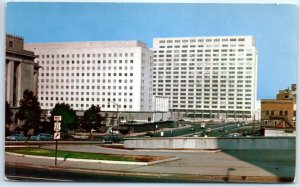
5, 144, 296, 183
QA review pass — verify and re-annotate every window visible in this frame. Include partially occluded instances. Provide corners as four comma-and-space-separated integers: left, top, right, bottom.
9, 41, 13, 47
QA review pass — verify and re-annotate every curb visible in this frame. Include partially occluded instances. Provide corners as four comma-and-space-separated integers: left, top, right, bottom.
5, 152, 180, 166
98, 145, 221, 153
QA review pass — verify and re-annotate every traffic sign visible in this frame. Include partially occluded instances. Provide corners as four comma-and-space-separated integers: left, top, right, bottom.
54, 132, 61, 140
54, 122, 61, 131
54, 116, 62, 121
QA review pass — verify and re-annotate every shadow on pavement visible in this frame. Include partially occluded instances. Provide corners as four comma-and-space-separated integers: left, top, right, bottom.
221, 149, 295, 182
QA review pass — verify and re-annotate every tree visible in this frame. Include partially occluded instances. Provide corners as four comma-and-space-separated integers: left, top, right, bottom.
18, 90, 42, 131
81, 105, 102, 131
51, 103, 78, 132
5, 101, 13, 125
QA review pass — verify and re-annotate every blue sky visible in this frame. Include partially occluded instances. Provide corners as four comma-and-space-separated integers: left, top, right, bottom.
6, 2, 297, 99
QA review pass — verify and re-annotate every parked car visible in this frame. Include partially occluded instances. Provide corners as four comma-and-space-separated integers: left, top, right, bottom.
102, 135, 121, 144
6, 134, 28, 141
31, 133, 53, 141
224, 133, 241, 138
71, 134, 89, 140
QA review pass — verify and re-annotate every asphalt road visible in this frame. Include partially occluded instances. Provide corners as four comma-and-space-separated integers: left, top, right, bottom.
5, 144, 295, 183
5, 163, 214, 183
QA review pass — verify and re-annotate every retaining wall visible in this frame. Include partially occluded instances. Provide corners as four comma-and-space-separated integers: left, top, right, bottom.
124, 137, 295, 150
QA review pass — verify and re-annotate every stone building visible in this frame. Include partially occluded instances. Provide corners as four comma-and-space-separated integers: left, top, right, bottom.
5, 34, 39, 125
261, 84, 296, 128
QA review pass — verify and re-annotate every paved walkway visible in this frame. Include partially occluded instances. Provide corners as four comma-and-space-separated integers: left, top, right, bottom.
5, 144, 296, 183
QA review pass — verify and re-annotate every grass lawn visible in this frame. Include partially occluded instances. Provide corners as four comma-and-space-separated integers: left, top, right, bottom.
5, 147, 170, 162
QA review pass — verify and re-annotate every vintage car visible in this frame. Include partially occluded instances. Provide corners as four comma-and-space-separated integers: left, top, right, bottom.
6, 134, 28, 141
31, 133, 53, 141
71, 134, 89, 140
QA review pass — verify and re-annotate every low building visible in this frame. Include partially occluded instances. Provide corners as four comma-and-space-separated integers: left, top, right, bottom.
261, 84, 296, 128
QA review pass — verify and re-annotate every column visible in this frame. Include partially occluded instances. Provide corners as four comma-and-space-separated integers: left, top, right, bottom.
6, 60, 15, 105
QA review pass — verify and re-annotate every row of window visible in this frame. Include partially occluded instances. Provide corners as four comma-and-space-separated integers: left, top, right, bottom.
40, 65, 135, 71
154, 49, 252, 54
154, 62, 253, 66
40, 72, 135, 78
171, 95, 251, 99
154, 59, 254, 63
155, 92, 252, 96
158, 38, 246, 44
38, 59, 136, 66
155, 66, 252, 70
158, 44, 249, 49
172, 100, 252, 104
153, 75, 252, 78
40, 97, 134, 102
39, 53, 135, 59
40, 85, 135, 90
40, 91, 134, 96
154, 57, 254, 62
41, 102, 134, 109
154, 87, 253, 91
41, 66, 136, 72
264, 110, 295, 116
171, 105, 251, 109
154, 88, 253, 92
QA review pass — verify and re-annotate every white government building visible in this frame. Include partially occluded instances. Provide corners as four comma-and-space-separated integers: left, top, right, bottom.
152, 36, 258, 120
25, 41, 154, 115
25, 35, 258, 121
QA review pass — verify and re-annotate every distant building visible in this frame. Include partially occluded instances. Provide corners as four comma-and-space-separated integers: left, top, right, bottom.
261, 84, 296, 128
152, 36, 258, 121
5, 34, 38, 124
25, 41, 153, 115
276, 84, 296, 101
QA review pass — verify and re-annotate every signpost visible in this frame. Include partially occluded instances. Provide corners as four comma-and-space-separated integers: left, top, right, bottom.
54, 115, 61, 166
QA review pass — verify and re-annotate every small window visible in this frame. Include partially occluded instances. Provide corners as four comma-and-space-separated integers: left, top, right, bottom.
9, 41, 13, 47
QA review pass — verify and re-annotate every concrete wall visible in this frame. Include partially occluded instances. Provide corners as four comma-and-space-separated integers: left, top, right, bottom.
265, 129, 296, 137
124, 137, 295, 150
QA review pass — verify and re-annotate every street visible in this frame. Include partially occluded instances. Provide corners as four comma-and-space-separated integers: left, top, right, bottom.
5, 144, 295, 183
5, 163, 213, 183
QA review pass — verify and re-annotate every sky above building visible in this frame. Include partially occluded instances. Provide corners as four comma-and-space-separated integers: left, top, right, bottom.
6, 2, 297, 100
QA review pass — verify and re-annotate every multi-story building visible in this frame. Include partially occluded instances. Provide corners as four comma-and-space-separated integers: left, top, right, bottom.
152, 36, 258, 120
25, 41, 153, 114
261, 84, 296, 128
6, 34, 39, 124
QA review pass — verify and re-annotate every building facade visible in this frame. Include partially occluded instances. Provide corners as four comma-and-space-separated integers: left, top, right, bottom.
25, 41, 153, 114
261, 84, 296, 128
6, 34, 38, 124
152, 36, 258, 120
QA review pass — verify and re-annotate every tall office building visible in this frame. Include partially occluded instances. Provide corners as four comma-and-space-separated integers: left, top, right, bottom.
152, 36, 258, 120
25, 41, 153, 113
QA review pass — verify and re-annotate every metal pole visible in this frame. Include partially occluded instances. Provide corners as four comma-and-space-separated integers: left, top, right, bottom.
55, 140, 58, 166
